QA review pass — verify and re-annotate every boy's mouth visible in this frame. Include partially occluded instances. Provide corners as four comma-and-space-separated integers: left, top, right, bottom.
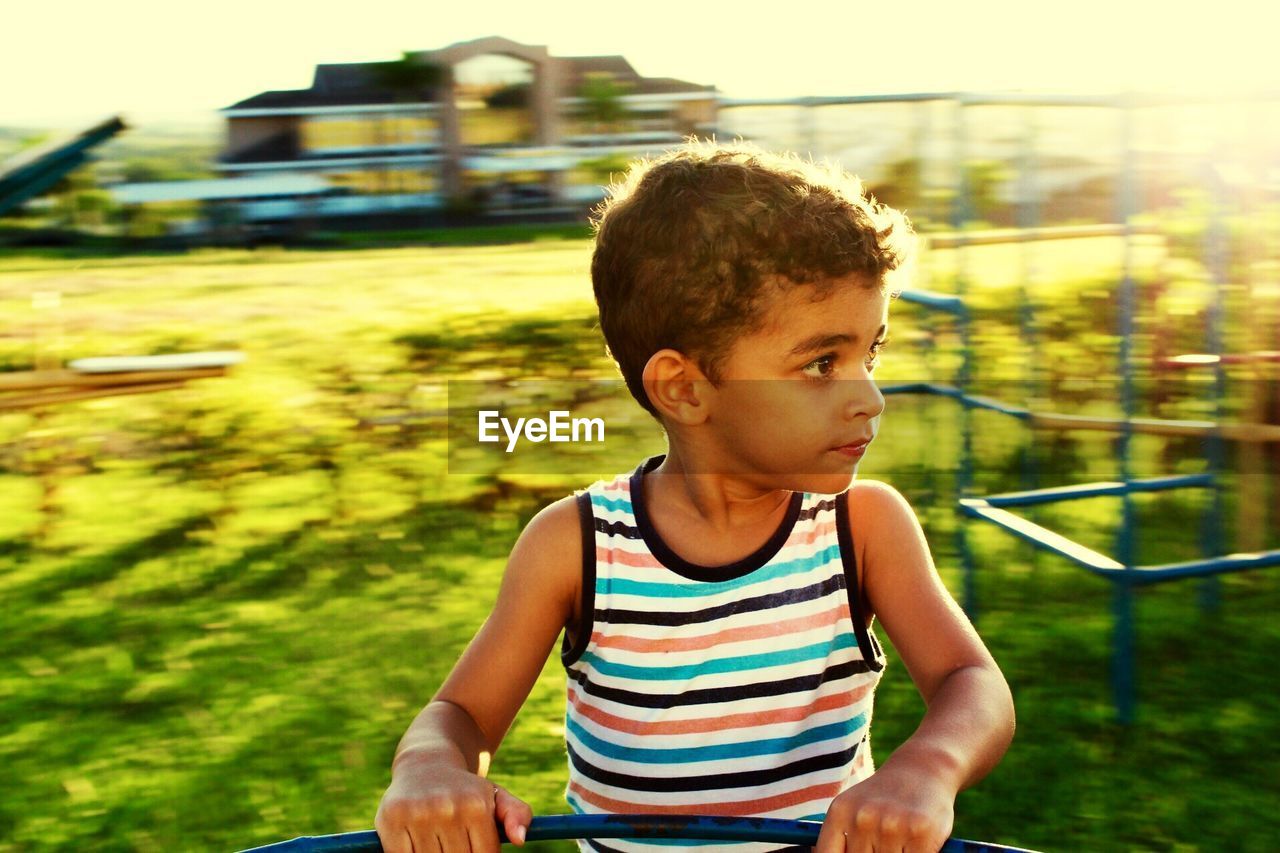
833, 438, 872, 458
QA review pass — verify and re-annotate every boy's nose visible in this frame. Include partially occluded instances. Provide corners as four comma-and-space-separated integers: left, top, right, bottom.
842, 378, 884, 421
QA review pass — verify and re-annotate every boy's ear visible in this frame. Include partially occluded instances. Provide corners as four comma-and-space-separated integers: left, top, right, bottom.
641, 349, 710, 425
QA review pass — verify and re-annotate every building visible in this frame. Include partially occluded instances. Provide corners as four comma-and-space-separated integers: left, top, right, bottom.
216, 36, 718, 221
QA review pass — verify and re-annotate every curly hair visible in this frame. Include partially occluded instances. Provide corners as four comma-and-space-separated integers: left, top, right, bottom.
590, 140, 915, 417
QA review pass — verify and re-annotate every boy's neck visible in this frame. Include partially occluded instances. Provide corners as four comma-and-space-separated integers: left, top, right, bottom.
648, 446, 793, 533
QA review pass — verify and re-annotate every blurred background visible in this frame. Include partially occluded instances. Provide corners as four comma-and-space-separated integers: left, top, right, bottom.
3, 2, 1279, 850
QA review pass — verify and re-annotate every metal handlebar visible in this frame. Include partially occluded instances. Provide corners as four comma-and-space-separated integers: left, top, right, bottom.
239, 813, 1037, 852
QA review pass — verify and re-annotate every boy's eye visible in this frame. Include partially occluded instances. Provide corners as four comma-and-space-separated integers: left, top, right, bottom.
865, 338, 889, 370
802, 354, 837, 379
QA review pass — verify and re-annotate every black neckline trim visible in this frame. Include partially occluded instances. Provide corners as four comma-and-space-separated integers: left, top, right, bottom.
628, 455, 805, 582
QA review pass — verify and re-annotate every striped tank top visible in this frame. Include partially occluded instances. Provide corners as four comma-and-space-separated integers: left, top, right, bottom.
561, 456, 886, 852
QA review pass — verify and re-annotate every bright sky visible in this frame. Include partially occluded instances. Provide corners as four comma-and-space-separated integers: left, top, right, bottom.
6, 0, 1279, 128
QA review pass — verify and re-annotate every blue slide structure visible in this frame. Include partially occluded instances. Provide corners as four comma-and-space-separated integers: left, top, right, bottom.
0, 116, 126, 217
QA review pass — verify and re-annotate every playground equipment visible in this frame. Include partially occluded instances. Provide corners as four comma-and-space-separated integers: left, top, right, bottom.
0, 116, 126, 217
723, 91, 1280, 722
2, 289, 245, 411
239, 813, 1038, 852
946, 94, 1279, 723
0, 352, 245, 411
0, 309, 246, 538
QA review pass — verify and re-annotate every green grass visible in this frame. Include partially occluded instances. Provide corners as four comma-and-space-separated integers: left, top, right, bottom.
0, 234, 1278, 851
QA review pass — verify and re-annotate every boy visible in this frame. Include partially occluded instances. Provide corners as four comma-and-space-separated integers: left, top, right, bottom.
376, 142, 1014, 853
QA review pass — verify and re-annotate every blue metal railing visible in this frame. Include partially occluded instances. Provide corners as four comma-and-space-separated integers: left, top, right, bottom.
884, 283, 1280, 721
239, 814, 1038, 852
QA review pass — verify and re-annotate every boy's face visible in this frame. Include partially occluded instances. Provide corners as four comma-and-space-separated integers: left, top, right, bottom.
702, 276, 888, 495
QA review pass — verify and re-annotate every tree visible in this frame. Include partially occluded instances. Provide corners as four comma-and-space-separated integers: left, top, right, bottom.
577, 73, 632, 136
372, 51, 444, 100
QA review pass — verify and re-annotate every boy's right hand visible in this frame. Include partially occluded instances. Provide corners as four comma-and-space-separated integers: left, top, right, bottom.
375, 762, 533, 852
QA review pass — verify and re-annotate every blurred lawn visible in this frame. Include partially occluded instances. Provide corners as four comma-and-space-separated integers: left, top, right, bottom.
0, 232, 1277, 852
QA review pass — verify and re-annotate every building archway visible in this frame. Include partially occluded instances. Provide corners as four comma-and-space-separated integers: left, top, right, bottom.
413, 36, 561, 202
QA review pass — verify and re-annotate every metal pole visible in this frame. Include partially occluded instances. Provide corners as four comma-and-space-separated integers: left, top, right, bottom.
1113, 98, 1139, 724
1199, 160, 1228, 611
1017, 107, 1042, 575
237, 815, 1041, 853
953, 100, 978, 620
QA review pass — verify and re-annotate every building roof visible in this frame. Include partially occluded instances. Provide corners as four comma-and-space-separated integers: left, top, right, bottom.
313, 62, 382, 94
561, 55, 639, 80
224, 87, 403, 111
225, 61, 440, 111
558, 55, 714, 96
631, 76, 717, 96
223, 42, 713, 113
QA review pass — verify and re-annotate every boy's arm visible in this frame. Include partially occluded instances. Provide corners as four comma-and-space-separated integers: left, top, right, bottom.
376, 495, 583, 853
817, 481, 1015, 853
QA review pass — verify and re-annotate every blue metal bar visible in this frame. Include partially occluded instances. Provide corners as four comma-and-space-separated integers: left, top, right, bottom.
1133, 550, 1280, 584
897, 288, 969, 314
1016, 106, 1043, 577
959, 500, 1124, 573
878, 383, 1032, 420
1114, 103, 1139, 567
981, 474, 1215, 508
881, 382, 970, 399
957, 394, 1032, 419
923, 385, 964, 400
238, 815, 1040, 852
1200, 160, 1230, 612
961, 502, 1280, 585
241, 831, 379, 853
952, 100, 979, 620
1113, 99, 1140, 725
880, 381, 947, 396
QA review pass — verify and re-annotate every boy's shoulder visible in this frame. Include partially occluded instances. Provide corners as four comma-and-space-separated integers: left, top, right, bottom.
845, 478, 911, 513
499, 493, 584, 628
518, 493, 584, 550
844, 478, 921, 550
843, 479, 935, 604
513, 463, 632, 569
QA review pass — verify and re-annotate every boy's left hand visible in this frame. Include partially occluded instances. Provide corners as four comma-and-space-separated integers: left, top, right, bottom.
814, 762, 954, 853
